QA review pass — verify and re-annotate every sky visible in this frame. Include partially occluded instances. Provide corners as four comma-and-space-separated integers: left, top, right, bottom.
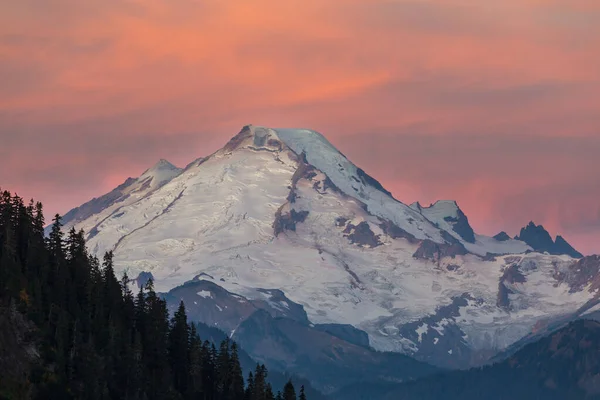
1, 0, 599, 254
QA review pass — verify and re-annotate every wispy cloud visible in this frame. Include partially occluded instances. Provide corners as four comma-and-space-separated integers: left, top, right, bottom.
1, 0, 598, 253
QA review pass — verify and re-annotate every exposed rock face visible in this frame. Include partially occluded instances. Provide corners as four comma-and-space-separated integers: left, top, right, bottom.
335, 217, 349, 227
555, 235, 584, 258
378, 219, 418, 243
396, 294, 478, 368
222, 125, 254, 152
163, 279, 311, 334
497, 264, 527, 311
413, 239, 468, 262
444, 208, 475, 243
493, 231, 511, 241
516, 222, 555, 250
516, 222, 582, 258
273, 208, 309, 236
554, 255, 600, 293
342, 221, 382, 248
355, 167, 393, 197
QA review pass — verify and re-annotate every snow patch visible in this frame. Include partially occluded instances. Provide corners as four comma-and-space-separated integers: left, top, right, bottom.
197, 290, 212, 298
416, 323, 429, 343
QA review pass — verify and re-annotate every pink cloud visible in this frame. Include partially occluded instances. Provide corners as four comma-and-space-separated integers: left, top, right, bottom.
1, 0, 599, 253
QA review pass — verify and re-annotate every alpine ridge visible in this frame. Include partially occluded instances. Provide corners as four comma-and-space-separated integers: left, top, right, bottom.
60, 125, 600, 374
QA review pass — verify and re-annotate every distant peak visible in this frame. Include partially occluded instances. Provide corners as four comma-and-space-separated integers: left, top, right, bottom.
493, 231, 511, 242
516, 222, 582, 258
422, 200, 461, 216
140, 159, 180, 177
153, 159, 178, 170
409, 201, 422, 211
419, 199, 475, 243
519, 221, 549, 235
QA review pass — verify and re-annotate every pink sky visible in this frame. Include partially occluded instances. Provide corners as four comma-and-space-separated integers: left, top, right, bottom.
1, 0, 599, 254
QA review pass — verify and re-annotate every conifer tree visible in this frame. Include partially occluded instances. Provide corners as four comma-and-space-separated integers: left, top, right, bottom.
169, 301, 190, 395
0, 190, 308, 400
283, 381, 296, 400
187, 324, 204, 400
228, 342, 245, 400
298, 385, 306, 400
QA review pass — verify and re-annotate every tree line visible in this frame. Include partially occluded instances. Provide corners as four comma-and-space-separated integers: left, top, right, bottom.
0, 189, 305, 400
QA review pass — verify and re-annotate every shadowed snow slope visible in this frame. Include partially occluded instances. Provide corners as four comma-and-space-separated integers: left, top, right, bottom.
63, 125, 599, 369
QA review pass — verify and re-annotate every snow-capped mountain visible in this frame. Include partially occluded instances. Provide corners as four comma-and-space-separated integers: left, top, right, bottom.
57, 158, 184, 237
61, 125, 597, 369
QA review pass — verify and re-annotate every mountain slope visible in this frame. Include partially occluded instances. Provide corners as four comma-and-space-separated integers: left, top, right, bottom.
161, 278, 439, 393
58, 159, 183, 243
336, 319, 600, 400
63, 125, 598, 369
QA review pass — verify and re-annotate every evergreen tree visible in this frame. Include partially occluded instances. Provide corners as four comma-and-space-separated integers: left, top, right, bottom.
298, 385, 306, 400
169, 301, 190, 395
187, 324, 204, 400
228, 342, 245, 400
245, 372, 255, 400
283, 381, 296, 400
0, 189, 308, 400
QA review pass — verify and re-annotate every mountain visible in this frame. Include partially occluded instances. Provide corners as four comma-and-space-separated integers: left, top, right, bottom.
54, 158, 183, 242
335, 319, 600, 400
493, 231, 511, 241
190, 319, 328, 400
161, 278, 439, 393
62, 125, 599, 372
516, 221, 583, 258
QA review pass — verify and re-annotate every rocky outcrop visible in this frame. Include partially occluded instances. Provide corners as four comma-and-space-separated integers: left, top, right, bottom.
342, 221, 382, 248
378, 219, 419, 244
163, 280, 311, 334
555, 235, 584, 258
554, 255, 600, 293
222, 125, 254, 152
516, 222, 582, 258
444, 208, 475, 243
413, 239, 468, 263
396, 294, 478, 369
493, 231, 511, 241
497, 264, 527, 311
355, 167, 393, 197
273, 208, 309, 236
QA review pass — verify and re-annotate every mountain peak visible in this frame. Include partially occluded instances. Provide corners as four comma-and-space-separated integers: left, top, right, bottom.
221, 125, 288, 153
554, 235, 583, 258
516, 222, 582, 258
138, 158, 182, 187
493, 231, 511, 241
141, 158, 179, 176
418, 200, 476, 243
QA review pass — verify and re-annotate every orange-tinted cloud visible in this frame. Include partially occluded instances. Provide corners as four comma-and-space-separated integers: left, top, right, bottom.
1, 0, 599, 253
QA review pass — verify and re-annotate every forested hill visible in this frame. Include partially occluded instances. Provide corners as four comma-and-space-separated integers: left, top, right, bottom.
333, 319, 600, 400
0, 189, 307, 400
